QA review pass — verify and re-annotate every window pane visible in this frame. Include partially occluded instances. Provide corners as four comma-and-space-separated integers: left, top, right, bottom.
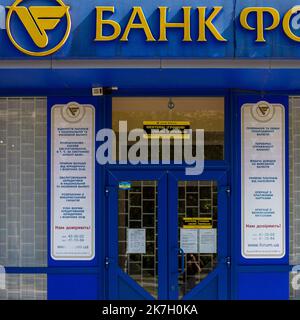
289, 97, 300, 266
118, 181, 158, 298
290, 271, 300, 300
289, 97, 300, 300
112, 97, 224, 161
0, 98, 47, 267
0, 274, 47, 300
178, 180, 218, 299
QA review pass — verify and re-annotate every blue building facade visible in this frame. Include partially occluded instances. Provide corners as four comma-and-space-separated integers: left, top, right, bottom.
0, 0, 299, 300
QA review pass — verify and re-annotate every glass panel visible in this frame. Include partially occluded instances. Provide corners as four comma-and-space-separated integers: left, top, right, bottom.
289, 97, 300, 300
0, 98, 47, 267
178, 181, 218, 299
289, 97, 300, 268
112, 97, 224, 161
118, 181, 158, 298
0, 274, 47, 300
290, 271, 300, 300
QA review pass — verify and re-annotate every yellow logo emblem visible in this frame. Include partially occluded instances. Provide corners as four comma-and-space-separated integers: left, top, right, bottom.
6, 0, 71, 56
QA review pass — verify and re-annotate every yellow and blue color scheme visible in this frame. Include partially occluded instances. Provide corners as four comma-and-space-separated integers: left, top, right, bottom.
0, 0, 297, 300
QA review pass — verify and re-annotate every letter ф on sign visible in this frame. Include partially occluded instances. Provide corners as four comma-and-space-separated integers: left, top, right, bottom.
283, 6, 300, 42
240, 7, 280, 42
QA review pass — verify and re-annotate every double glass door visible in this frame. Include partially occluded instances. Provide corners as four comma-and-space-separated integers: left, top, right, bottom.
106, 169, 229, 300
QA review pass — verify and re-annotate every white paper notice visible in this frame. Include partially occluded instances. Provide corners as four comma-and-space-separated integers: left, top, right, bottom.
241, 101, 285, 259
127, 229, 146, 254
180, 229, 198, 253
51, 102, 95, 260
198, 229, 217, 254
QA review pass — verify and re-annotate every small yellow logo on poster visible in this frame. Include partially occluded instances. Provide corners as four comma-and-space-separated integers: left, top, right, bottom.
61, 102, 86, 123
251, 101, 275, 122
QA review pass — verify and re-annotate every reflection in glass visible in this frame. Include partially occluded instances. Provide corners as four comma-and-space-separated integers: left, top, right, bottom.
112, 97, 224, 161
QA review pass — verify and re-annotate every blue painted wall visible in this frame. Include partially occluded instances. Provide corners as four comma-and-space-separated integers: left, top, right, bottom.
237, 272, 289, 300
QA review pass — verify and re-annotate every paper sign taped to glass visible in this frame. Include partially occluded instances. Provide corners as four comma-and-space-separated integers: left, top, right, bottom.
180, 228, 217, 254
126, 228, 146, 254
183, 217, 213, 229
143, 121, 191, 139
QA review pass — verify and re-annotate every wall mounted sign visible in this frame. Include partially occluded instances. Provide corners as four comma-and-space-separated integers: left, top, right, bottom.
51, 102, 95, 260
3, 0, 300, 58
241, 101, 285, 259
6, 0, 71, 57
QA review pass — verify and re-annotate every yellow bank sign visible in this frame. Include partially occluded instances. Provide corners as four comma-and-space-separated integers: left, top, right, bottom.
4, 0, 300, 56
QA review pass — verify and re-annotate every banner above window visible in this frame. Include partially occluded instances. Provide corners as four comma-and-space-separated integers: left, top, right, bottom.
1, 0, 300, 58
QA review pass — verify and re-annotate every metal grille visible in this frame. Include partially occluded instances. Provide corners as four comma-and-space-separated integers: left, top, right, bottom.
118, 180, 158, 298
178, 180, 218, 298
0, 97, 47, 267
0, 274, 47, 300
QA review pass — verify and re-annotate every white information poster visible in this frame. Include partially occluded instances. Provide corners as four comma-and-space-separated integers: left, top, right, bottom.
51, 102, 95, 260
180, 229, 198, 253
180, 228, 217, 254
198, 229, 217, 254
127, 229, 146, 254
241, 101, 285, 259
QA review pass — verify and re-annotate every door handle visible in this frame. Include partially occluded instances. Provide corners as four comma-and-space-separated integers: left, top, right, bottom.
178, 248, 185, 274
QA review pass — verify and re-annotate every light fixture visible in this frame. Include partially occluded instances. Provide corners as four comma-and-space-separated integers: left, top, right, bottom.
168, 97, 175, 110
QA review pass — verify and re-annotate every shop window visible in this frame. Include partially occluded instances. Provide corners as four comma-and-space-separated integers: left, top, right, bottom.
112, 97, 224, 161
289, 97, 300, 300
0, 98, 47, 267
0, 274, 46, 300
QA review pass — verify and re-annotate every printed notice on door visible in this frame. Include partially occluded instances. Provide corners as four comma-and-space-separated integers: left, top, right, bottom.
241, 101, 285, 259
127, 229, 146, 254
51, 102, 95, 260
180, 229, 217, 254
180, 229, 198, 253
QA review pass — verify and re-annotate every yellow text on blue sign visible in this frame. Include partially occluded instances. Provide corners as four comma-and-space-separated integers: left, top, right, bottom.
6, 2, 300, 56
95, 6, 300, 43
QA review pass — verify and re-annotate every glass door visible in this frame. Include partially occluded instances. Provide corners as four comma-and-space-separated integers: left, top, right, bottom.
106, 170, 229, 300
168, 171, 229, 300
106, 170, 168, 300
118, 180, 159, 298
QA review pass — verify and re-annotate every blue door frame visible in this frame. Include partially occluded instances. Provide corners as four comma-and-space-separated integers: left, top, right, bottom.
168, 170, 229, 300
105, 168, 230, 300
